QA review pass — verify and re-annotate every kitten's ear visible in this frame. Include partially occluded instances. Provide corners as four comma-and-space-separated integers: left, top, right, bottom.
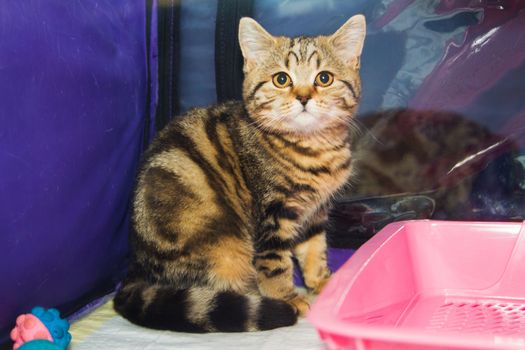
329, 15, 366, 70
238, 17, 275, 70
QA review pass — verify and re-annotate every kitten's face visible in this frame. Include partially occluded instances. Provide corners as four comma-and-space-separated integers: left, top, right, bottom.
239, 16, 366, 135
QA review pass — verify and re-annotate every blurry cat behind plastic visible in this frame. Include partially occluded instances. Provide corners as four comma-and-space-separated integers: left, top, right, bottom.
114, 15, 366, 332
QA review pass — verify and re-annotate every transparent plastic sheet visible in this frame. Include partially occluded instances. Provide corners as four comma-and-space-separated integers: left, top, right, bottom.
342, 0, 525, 226
178, 0, 524, 247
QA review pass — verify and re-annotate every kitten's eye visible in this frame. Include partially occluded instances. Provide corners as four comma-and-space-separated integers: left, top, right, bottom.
315, 71, 334, 87
272, 72, 292, 88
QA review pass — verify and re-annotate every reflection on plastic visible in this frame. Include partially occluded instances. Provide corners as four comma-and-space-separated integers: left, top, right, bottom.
176, 0, 525, 238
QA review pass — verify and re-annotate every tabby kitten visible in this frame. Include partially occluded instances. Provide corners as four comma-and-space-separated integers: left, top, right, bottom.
114, 15, 366, 332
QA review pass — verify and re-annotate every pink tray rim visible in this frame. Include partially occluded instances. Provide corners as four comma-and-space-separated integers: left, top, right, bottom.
308, 220, 525, 350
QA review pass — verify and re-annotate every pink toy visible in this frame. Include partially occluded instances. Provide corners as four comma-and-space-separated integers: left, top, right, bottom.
10, 314, 52, 350
309, 220, 525, 350
10, 307, 71, 350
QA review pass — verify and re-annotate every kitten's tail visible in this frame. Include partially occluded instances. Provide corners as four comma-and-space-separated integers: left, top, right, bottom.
113, 279, 298, 332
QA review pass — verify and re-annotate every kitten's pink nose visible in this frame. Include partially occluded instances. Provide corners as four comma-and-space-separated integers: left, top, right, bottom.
297, 95, 310, 106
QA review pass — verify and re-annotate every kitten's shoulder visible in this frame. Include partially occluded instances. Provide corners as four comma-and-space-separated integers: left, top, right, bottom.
145, 101, 246, 155
156, 100, 243, 129
176, 100, 246, 126
205, 100, 247, 121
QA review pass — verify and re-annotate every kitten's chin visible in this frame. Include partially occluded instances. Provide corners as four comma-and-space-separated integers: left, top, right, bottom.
285, 111, 327, 134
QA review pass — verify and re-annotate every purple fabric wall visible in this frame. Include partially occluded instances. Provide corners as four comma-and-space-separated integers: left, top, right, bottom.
0, 1, 148, 343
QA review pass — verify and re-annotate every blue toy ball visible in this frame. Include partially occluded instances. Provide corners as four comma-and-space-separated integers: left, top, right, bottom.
30, 307, 71, 350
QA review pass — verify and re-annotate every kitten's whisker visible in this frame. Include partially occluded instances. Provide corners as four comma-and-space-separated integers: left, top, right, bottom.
350, 118, 384, 146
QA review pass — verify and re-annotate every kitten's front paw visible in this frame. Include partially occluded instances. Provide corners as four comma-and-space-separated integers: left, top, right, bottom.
305, 269, 331, 295
287, 295, 310, 317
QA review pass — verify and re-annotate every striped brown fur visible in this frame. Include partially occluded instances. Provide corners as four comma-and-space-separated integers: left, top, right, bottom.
114, 15, 366, 332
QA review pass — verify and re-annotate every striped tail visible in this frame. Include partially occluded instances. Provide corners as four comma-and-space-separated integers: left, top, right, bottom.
113, 280, 297, 332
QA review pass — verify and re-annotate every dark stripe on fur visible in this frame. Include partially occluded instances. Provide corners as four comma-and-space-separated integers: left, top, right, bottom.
131, 234, 181, 261
332, 138, 351, 151
263, 135, 331, 175
247, 81, 266, 101
209, 291, 249, 332
274, 185, 293, 196
256, 298, 297, 330
341, 80, 358, 100
169, 129, 228, 191
271, 130, 350, 155
302, 223, 326, 240
143, 167, 197, 241
256, 264, 287, 279
265, 267, 287, 278
114, 283, 206, 332
204, 112, 248, 203
269, 133, 321, 157
256, 235, 294, 252
287, 51, 299, 67
265, 201, 299, 220
169, 129, 246, 236
257, 265, 270, 272
253, 98, 276, 113
275, 176, 317, 196
204, 113, 235, 175
256, 252, 283, 261
336, 158, 352, 171
307, 50, 318, 65
286, 179, 316, 193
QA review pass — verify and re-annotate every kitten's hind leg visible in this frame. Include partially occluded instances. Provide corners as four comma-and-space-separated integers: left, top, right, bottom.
207, 236, 258, 294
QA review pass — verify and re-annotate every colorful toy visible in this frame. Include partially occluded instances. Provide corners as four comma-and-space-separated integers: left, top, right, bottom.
10, 307, 71, 350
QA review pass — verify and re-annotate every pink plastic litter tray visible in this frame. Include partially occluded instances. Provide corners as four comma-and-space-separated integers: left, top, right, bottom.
309, 220, 525, 350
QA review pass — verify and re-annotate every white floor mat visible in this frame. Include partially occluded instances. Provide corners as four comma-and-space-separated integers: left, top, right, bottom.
70, 300, 324, 350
